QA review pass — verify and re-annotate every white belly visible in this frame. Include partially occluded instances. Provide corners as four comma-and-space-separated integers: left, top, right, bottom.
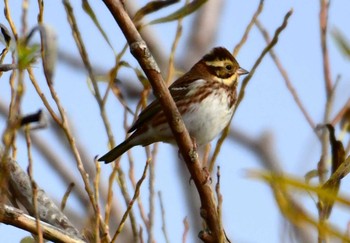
182, 90, 234, 145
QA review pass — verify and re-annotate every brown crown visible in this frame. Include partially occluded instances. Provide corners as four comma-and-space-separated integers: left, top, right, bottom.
202, 47, 239, 66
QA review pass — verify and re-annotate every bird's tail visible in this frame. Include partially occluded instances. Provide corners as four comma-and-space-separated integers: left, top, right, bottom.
98, 139, 134, 163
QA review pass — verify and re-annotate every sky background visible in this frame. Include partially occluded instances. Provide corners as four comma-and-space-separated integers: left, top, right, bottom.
0, 0, 350, 242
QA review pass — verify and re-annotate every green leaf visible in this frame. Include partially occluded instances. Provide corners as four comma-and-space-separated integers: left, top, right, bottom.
17, 41, 40, 70
133, 0, 179, 23
149, 0, 208, 25
333, 29, 350, 59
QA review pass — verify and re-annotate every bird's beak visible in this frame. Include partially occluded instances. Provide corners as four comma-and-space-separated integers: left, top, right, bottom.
237, 67, 249, 76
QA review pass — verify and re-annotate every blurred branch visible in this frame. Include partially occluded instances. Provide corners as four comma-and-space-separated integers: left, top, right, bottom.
209, 9, 293, 173
111, 161, 149, 242
250, 171, 349, 242
236, 9, 293, 109
318, 0, 332, 213
331, 98, 350, 125
182, 0, 224, 68
0, 99, 126, 231
255, 20, 317, 133
229, 129, 313, 242
124, 1, 168, 72
158, 191, 170, 243
63, 1, 134, 240
319, 0, 332, 97
3, 155, 82, 239
102, 0, 225, 242
233, 0, 264, 56
0, 204, 84, 243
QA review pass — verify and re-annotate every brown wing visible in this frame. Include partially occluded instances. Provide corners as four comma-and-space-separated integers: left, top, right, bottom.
128, 72, 202, 133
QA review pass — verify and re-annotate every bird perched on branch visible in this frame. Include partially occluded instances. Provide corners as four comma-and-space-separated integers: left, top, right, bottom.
99, 47, 248, 163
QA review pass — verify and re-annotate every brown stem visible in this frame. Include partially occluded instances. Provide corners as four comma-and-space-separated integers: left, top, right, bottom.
102, 0, 224, 241
320, 0, 332, 97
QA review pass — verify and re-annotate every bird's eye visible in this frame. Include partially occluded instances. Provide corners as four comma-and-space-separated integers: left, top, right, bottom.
225, 64, 232, 70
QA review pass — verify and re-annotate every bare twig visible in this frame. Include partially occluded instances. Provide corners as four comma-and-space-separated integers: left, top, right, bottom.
165, 15, 184, 85
111, 161, 149, 242
255, 20, 317, 132
182, 0, 224, 68
331, 98, 350, 125
182, 217, 190, 243
25, 127, 43, 243
62, 2, 136, 238
158, 191, 170, 243
4, 0, 18, 40
320, 0, 332, 97
233, 0, 264, 56
209, 9, 294, 173
61, 183, 75, 211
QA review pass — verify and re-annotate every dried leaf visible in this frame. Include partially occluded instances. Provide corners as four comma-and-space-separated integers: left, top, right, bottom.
248, 170, 350, 207
0, 24, 12, 47
37, 24, 57, 83
149, 0, 208, 25
326, 124, 345, 174
304, 169, 320, 184
133, 0, 179, 23
340, 107, 350, 133
134, 68, 150, 89
320, 124, 346, 219
249, 168, 350, 241
332, 28, 350, 59
82, 0, 114, 51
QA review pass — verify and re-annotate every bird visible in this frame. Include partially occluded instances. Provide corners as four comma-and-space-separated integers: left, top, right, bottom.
99, 47, 248, 163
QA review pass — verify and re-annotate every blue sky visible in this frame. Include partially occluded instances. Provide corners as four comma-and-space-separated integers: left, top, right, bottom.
1, 1, 350, 242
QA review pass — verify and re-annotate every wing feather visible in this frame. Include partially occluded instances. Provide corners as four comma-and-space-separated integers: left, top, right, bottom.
128, 73, 204, 133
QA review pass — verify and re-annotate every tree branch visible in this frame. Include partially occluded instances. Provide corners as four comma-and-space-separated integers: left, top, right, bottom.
102, 0, 224, 241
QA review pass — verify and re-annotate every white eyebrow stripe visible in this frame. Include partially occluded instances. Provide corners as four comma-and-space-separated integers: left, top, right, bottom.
205, 60, 228, 67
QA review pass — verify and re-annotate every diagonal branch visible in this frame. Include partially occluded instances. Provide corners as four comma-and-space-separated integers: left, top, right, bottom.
320, 0, 332, 97
102, 0, 224, 242
255, 20, 317, 132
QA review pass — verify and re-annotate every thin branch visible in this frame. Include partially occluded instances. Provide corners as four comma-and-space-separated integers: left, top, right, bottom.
158, 191, 170, 243
331, 98, 350, 125
111, 161, 149, 242
255, 20, 317, 132
233, 0, 264, 56
320, 0, 332, 97
25, 127, 43, 243
209, 9, 294, 172
182, 217, 189, 243
62, 2, 136, 238
182, 0, 224, 68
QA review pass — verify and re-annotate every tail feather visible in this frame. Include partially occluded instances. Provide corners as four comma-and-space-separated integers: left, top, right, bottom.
98, 139, 134, 163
